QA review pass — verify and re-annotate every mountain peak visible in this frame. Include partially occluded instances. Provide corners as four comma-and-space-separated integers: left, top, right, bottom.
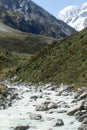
58, 6, 78, 23
80, 2, 87, 10
0, 0, 76, 38
58, 2, 87, 31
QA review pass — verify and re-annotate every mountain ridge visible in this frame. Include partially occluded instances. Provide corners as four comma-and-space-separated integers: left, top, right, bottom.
0, 0, 76, 38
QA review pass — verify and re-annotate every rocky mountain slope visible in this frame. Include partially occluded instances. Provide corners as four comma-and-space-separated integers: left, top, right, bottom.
14, 29, 87, 88
0, 0, 76, 38
58, 2, 87, 31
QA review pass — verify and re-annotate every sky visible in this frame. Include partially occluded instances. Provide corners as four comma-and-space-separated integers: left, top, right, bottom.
33, 0, 87, 17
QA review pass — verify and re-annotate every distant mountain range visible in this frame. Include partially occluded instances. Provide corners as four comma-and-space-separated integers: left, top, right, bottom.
0, 0, 76, 38
58, 2, 87, 31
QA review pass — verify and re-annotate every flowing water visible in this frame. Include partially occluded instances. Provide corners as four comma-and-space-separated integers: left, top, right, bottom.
0, 83, 80, 130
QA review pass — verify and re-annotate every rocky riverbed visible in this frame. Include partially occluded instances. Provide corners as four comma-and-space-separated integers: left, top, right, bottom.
0, 81, 87, 130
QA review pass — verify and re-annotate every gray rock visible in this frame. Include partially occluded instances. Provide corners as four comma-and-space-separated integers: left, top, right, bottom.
57, 110, 67, 113
74, 110, 86, 120
30, 95, 38, 100
48, 102, 58, 109
78, 124, 87, 130
53, 119, 64, 127
14, 125, 29, 130
56, 92, 62, 96
35, 103, 48, 111
67, 102, 84, 116
78, 114, 87, 122
84, 100, 87, 109
30, 113, 42, 120
11, 93, 18, 100
79, 91, 87, 100
82, 118, 87, 124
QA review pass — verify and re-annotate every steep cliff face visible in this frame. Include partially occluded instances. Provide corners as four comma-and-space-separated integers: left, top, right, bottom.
0, 0, 76, 38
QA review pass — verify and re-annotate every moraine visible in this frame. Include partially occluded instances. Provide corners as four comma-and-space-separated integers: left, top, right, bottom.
0, 81, 82, 130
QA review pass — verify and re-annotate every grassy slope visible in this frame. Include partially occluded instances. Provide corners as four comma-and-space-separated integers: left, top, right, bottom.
16, 29, 87, 88
0, 48, 33, 80
0, 28, 56, 54
0, 25, 57, 81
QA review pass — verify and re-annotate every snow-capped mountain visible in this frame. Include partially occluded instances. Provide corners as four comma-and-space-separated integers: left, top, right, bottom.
58, 2, 87, 31
0, 0, 76, 38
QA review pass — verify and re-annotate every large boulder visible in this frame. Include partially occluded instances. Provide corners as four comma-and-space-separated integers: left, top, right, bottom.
67, 102, 84, 116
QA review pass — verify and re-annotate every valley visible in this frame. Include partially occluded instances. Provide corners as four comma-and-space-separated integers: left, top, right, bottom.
0, 1, 87, 130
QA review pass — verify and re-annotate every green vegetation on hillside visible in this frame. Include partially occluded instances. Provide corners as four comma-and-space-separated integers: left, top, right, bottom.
0, 29, 56, 54
0, 49, 32, 81
15, 29, 87, 88
0, 27, 57, 81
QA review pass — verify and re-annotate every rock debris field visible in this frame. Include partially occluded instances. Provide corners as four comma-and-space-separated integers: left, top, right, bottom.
0, 81, 87, 130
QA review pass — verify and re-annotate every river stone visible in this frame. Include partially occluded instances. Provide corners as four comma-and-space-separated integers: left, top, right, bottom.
78, 114, 87, 122
11, 93, 18, 100
30, 113, 42, 120
48, 102, 58, 109
53, 119, 64, 127
82, 118, 87, 124
30, 95, 38, 100
67, 102, 84, 116
84, 100, 87, 109
14, 125, 29, 130
79, 91, 87, 100
35, 103, 48, 111
57, 110, 67, 113
78, 124, 87, 130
